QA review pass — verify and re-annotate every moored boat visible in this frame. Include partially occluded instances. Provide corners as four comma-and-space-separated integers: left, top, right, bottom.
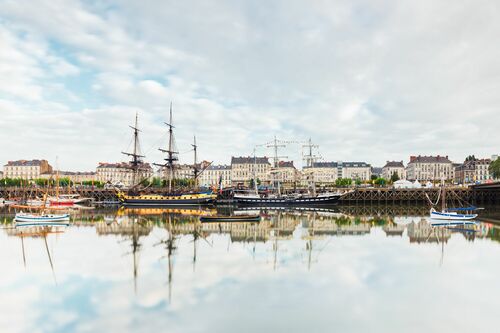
200, 214, 261, 223
14, 212, 70, 226
429, 208, 478, 221
118, 192, 217, 206
234, 193, 341, 206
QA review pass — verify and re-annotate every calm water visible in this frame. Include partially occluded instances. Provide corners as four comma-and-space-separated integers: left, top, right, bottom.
1, 205, 500, 333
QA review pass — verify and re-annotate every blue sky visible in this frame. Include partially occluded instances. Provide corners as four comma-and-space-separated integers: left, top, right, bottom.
0, 0, 499, 171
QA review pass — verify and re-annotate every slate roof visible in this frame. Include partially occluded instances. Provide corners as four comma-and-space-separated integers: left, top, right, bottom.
5, 159, 46, 166
408, 155, 452, 164
383, 161, 405, 168
231, 156, 270, 165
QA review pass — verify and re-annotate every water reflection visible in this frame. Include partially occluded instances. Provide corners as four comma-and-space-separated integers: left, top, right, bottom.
1, 205, 500, 333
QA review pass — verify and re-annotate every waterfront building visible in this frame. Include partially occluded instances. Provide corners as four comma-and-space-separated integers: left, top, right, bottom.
382, 161, 406, 180
3, 159, 53, 179
198, 164, 231, 188
231, 156, 271, 186
40, 171, 98, 183
405, 155, 453, 181
272, 161, 300, 185
96, 162, 153, 187
174, 164, 196, 180
454, 158, 492, 184
342, 162, 372, 181
0, 171, 3, 179
302, 161, 372, 184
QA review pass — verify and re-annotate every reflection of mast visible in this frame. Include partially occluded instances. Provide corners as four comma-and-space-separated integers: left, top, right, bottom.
165, 214, 177, 303
44, 231, 57, 285
122, 113, 145, 187
131, 218, 141, 294
155, 103, 179, 193
20, 233, 26, 268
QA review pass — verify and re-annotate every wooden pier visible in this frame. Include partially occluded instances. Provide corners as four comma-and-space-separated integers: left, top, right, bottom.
1, 184, 499, 205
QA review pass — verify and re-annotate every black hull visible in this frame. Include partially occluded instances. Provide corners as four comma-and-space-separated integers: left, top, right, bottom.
234, 195, 341, 206
121, 198, 215, 207
200, 215, 261, 223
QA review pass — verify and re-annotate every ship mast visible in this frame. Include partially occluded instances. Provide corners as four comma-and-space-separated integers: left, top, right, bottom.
267, 136, 287, 196
302, 138, 319, 196
191, 135, 199, 189
155, 103, 178, 193
122, 113, 145, 187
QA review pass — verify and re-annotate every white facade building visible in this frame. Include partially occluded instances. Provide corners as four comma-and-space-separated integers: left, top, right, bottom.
382, 161, 406, 180
406, 155, 453, 181
3, 160, 53, 179
96, 162, 153, 187
231, 156, 271, 186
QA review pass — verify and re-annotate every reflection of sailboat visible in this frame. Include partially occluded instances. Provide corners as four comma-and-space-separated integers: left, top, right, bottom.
13, 225, 65, 284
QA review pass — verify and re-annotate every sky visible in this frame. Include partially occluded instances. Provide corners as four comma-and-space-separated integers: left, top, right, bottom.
0, 0, 499, 171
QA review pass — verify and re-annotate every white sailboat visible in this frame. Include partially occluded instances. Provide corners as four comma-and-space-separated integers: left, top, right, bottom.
429, 184, 478, 224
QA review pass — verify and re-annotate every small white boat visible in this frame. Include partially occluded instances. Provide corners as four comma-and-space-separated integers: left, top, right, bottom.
14, 212, 70, 226
429, 208, 477, 221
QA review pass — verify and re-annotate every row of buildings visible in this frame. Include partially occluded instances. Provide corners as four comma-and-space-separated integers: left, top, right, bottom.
2, 154, 498, 187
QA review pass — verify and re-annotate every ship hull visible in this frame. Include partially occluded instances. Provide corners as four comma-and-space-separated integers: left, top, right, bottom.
234, 195, 341, 206
120, 197, 215, 207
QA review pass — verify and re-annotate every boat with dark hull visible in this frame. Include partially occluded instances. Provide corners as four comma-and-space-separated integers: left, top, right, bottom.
117, 193, 216, 207
233, 193, 342, 206
200, 215, 261, 223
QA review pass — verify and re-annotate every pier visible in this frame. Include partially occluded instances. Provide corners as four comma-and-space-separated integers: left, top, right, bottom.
1, 184, 499, 205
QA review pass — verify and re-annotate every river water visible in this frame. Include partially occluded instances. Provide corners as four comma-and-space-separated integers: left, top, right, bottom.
1, 205, 499, 333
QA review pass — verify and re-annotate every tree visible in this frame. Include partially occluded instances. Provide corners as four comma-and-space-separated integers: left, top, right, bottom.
335, 178, 352, 187
489, 159, 500, 179
373, 177, 387, 186
465, 155, 477, 162
390, 171, 400, 183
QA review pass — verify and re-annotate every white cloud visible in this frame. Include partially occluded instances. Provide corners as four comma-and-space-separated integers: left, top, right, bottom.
0, 0, 499, 170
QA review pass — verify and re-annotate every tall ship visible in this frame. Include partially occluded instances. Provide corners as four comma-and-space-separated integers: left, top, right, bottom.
117, 105, 217, 207
233, 138, 342, 206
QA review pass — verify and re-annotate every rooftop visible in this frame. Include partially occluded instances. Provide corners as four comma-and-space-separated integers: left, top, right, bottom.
383, 161, 404, 168
4, 159, 48, 167
408, 155, 452, 164
97, 162, 152, 170
231, 156, 270, 165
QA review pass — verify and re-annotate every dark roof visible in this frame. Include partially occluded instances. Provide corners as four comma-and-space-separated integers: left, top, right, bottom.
5, 159, 47, 166
305, 161, 371, 169
371, 167, 383, 175
343, 162, 371, 168
308, 162, 338, 168
278, 161, 295, 168
207, 164, 231, 170
231, 156, 270, 165
383, 161, 404, 168
408, 155, 452, 164
97, 162, 152, 170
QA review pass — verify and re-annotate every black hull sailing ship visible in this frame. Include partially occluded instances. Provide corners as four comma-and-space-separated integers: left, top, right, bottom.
232, 138, 342, 207
118, 105, 216, 207
233, 194, 341, 206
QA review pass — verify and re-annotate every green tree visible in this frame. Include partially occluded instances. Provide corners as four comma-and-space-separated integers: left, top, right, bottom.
373, 177, 387, 186
465, 155, 477, 162
390, 171, 400, 183
489, 159, 500, 179
335, 178, 352, 187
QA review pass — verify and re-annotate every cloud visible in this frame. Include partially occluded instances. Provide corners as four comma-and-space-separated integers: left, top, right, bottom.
0, 0, 499, 171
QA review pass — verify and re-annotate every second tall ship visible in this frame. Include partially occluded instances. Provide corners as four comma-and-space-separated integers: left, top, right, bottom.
117, 105, 216, 207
